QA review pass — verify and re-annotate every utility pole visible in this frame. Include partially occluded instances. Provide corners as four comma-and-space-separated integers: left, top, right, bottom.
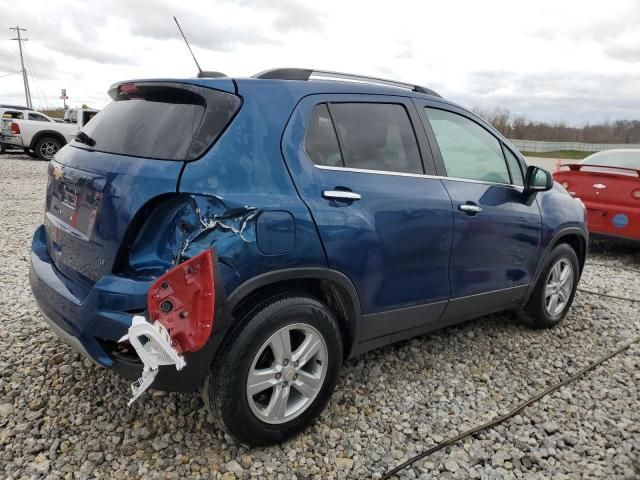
10, 26, 32, 109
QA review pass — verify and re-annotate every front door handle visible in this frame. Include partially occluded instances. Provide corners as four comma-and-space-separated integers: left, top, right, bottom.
458, 204, 482, 214
322, 190, 362, 201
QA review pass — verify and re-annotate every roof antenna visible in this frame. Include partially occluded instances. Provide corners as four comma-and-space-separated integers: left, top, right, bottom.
173, 17, 227, 78
173, 16, 203, 74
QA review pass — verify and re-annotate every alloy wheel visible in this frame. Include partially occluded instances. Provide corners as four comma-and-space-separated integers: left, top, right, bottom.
544, 258, 574, 316
246, 323, 328, 425
40, 141, 59, 160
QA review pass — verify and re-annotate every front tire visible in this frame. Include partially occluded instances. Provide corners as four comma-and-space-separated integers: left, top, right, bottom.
35, 137, 62, 160
520, 243, 579, 328
204, 295, 343, 446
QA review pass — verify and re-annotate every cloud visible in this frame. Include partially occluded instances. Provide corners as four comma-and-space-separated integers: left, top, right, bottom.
269, 1, 324, 32
2, 10, 135, 66
530, 2, 640, 43
116, 0, 287, 51
0, 44, 58, 81
0, 47, 19, 73
457, 70, 640, 123
605, 43, 640, 63
0, 0, 638, 123
44, 35, 135, 66
462, 71, 512, 95
229, 0, 325, 33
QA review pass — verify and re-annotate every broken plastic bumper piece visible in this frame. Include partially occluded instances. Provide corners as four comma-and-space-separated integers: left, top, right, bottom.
119, 316, 186, 405
119, 250, 216, 405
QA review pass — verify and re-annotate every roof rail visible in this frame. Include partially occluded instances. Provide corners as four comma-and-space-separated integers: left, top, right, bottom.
252, 68, 441, 97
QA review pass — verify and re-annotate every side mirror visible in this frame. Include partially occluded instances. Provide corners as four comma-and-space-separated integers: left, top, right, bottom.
525, 165, 553, 192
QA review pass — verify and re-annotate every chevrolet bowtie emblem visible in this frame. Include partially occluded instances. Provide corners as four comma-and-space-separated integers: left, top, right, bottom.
53, 165, 65, 181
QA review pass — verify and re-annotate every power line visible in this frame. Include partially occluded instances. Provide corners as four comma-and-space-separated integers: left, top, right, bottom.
0, 70, 22, 78
9, 26, 32, 108
22, 41, 50, 110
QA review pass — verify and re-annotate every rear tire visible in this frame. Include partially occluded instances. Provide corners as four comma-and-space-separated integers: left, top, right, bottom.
35, 137, 62, 160
519, 243, 579, 328
203, 295, 342, 446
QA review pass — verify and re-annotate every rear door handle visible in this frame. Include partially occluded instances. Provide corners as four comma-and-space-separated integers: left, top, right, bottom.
322, 190, 362, 201
458, 204, 482, 214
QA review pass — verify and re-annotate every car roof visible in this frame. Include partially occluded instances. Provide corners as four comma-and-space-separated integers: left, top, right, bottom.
230, 77, 468, 115
0, 104, 32, 110
110, 74, 472, 123
236, 77, 445, 99
252, 67, 441, 95
113, 74, 451, 104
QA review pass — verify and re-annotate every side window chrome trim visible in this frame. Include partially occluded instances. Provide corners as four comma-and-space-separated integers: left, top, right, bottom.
316, 164, 431, 179
445, 176, 524, 192
314, 164, 524, 192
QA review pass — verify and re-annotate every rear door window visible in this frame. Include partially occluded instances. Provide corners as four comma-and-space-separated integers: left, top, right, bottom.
74, 83, 241, 161
425, 108, 510, 184
330, 103, 423, 174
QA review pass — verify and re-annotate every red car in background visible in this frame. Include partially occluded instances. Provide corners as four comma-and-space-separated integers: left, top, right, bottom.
553, 149, 640, 243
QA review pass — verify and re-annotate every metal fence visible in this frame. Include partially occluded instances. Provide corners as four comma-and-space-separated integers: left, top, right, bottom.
508, 139, 640, 153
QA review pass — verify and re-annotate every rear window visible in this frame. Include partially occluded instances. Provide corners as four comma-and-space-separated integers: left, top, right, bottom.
580, 150, 640, 169
73, 82, 241, 161
2, 111, 24, 119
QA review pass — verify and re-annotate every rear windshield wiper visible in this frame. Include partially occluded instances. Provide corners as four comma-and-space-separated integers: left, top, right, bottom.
75, 131, 96, 147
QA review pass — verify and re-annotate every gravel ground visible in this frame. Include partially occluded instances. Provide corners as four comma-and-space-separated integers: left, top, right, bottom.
0, 155, 638, 480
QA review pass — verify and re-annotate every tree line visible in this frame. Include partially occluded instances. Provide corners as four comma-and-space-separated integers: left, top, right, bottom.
473, 107, 640, 144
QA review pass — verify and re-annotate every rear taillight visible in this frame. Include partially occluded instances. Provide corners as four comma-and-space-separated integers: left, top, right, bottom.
147, 249, 215, 353
118, 83, 143, 99
10, 122, 20, 134
632, 189, 640, 200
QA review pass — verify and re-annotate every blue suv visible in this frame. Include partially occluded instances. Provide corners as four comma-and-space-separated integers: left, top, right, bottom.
29, 68, 588, 445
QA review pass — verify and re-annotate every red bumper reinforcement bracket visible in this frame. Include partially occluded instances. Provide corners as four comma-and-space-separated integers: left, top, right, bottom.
119, 250, 216, 404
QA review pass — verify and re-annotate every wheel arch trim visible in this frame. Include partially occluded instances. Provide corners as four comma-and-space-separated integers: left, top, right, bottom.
29, 130, 68, 150
523, 226, 588, 304
227, 267, 363, 351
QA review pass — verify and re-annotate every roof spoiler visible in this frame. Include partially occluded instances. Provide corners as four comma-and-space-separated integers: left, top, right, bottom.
558, 163, 640, 177
197, 71, 227, 78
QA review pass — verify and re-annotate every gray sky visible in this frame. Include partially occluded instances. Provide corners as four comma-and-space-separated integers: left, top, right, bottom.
1, 0, 639, 124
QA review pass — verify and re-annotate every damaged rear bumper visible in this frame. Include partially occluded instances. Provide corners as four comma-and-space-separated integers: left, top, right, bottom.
29, 225, 232, 393
36, 303, 101, 367
0, 134, 24, 147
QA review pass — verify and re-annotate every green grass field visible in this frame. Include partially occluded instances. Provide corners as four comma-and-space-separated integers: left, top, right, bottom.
520, 150, 596, 160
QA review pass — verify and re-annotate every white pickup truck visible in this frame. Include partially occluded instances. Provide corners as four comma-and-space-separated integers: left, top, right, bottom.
1, 108, 98, 160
